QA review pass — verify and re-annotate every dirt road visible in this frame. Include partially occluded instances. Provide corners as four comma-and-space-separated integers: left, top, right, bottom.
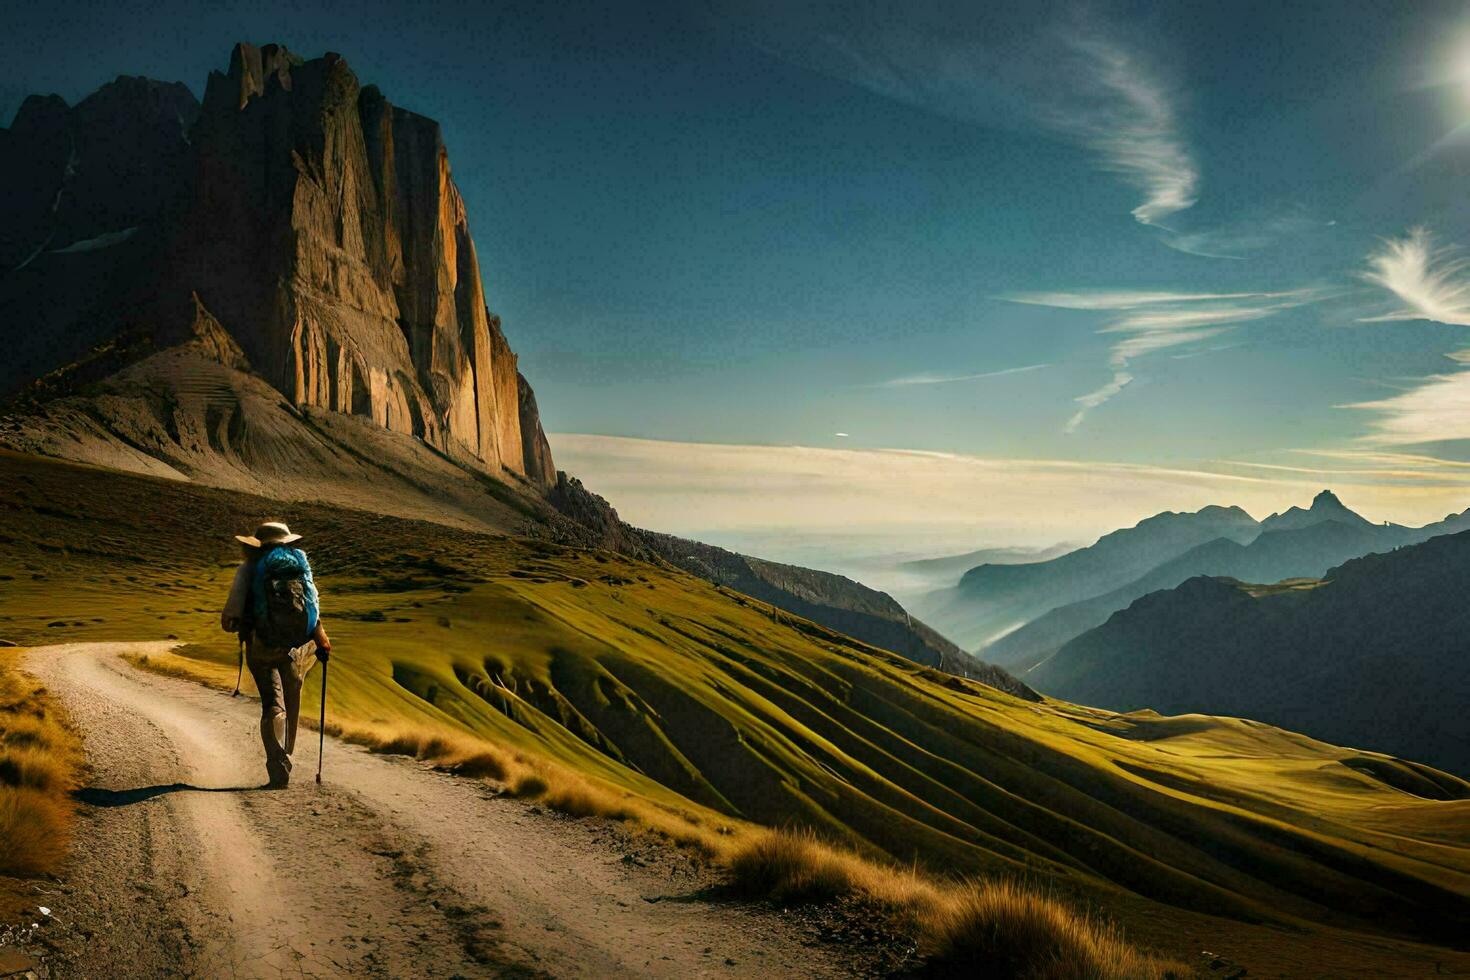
24, 643, 863, 978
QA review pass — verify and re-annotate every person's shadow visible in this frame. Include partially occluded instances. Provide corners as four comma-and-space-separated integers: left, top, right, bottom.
73, 783, 271, 807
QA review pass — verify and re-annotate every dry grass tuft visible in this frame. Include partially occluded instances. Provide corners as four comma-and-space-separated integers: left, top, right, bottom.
725, 828, 1185, 978
0, 744, 71, 792
328, 722, 707, 839
0, 786, 71, 877
535, 776, 637, 821
920, 879, 1186, 979
444, 751, 509, 781
0, 654, 83, 879
726, 826, 941, 909
727, 827, 864, 903
510, 771, 549, 797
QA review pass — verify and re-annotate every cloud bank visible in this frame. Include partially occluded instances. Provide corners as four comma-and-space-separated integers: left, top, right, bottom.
1346, 357, 1470, 446
548, 434, 1470, 559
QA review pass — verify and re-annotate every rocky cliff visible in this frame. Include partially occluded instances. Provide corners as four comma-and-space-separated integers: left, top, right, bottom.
1, 42, 552, 486
0, 43, 1005, 687
0, 76, 197, 273
0, 76, 199, 395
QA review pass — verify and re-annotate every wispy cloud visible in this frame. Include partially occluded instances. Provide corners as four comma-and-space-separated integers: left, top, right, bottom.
1217, 455, 1470, 481
1297, 447, 1470, 469
1360, 227, 1470, 326
1003, 288, 1321, 430
1005, 290, 1265, 309
1170, 343, 1244, 360
1052, 31, 1197, 229
1157, 207, 1334, 260
722, 5, 1199, 235
1343, 353, 1470, 446
1348, 229, 1470, 446
871, 362, 1051, 388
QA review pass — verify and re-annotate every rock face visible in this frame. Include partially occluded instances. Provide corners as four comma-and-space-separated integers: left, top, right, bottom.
0, 76, 198, 271
1, 42, 553, 486
178, 43, 535, 475
517, 373, 557, 485
0, 77, 200, 396
0, 43, 1000, 684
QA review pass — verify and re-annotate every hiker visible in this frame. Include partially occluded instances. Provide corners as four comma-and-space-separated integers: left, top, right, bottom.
220, 521, 331, 787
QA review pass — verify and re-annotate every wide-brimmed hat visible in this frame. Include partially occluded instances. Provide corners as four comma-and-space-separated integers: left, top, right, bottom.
235, 521, 302, 548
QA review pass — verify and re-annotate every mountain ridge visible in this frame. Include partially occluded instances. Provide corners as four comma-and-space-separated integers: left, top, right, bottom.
921, 489, 1470, 659
989, 503, 1470, 670
918, 503, 1263, 650
1259, 489, 1373, 532
3, 448, 1468, 962
1028, 526, 1470, 774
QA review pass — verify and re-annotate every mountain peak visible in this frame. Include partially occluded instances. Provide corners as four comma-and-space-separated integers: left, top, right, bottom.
0, 43, 555, 487
7, 92, 68, 134
1312, 489, 1345, 509
1261, 490, 1370, 532
221, 41, 303, 109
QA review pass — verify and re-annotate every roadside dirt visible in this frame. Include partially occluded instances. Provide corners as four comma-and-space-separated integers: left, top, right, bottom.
20, 642, 878, 978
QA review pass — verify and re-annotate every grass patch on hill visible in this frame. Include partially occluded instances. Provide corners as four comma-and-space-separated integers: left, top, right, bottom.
4, 451, 1470, 974
726, 827, 1187, 978
0, 648, 84, 925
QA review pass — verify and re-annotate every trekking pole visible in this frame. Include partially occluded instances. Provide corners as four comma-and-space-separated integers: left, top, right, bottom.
316, 658, 328, 784
232, 636, 244, 697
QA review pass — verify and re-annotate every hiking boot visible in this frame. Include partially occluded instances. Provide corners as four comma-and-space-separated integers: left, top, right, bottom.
265, 761, 290, 788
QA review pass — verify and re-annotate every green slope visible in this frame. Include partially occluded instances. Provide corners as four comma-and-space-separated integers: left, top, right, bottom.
2, 450, 1468, 953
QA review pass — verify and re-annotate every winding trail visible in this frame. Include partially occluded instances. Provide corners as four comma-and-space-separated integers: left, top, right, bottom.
26, 642, 859, 978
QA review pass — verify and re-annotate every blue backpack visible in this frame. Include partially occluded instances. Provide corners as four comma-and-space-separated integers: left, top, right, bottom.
252, 546, 318, 648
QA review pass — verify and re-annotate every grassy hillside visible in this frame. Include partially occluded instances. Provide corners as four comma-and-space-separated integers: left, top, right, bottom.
3, 451, 1469, 972
634, 529, 1032, 696
0, 648, 85, 928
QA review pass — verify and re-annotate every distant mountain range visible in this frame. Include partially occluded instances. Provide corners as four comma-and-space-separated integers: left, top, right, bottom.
1030, 529, 1470, 776
988, 492, 1470, 671
917, 491, 1470, 670
915, 504, 1261, 649
896, 542, 1076, 583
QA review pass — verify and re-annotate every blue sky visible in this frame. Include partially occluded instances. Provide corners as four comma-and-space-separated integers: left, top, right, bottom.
11, 0, 1470, 559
